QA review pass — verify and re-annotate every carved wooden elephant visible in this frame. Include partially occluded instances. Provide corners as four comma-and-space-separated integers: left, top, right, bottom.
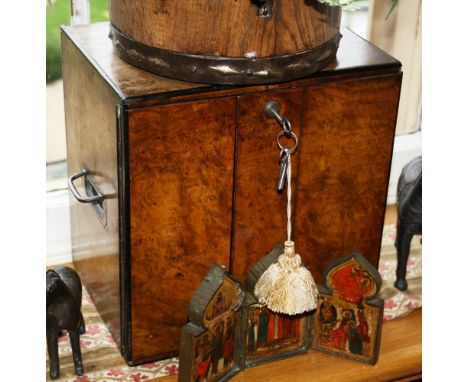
394, 156, 422, 291
46, 266, 85, 379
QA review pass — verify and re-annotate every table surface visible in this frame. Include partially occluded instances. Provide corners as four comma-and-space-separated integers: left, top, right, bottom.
152, 308, 421, 382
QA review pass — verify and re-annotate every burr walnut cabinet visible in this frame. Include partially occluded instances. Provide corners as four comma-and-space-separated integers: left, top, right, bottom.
61, 22, 401, 365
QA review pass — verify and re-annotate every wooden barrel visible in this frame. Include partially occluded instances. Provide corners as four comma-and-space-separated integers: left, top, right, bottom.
109, 1, 342, 85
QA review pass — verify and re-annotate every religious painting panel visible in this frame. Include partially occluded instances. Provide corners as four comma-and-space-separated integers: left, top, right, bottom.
179, 264, 245, 382
311, 252, 383, 364
243, 244, 311, 368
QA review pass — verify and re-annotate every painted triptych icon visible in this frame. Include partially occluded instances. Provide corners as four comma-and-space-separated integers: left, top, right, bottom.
311, 252, 384, 364
179, 249, 383, 382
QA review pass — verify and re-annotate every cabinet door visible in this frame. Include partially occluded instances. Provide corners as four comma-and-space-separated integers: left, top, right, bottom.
232, 74, 401, 282
127, 98, 236, 362
232, 89, 303, 279
295, 75, 401, 281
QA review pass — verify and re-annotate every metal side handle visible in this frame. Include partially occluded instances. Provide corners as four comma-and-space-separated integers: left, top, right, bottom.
68, 169, 103, 203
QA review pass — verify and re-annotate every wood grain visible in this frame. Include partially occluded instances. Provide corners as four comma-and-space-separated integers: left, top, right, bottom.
295, 75, 402, 281
232, 74, 401, 283
152, 308, 422, 382
128, 98, 236, 362
61, 23, 400, 102
62, 31, 122, 348
232, 88, 303, 279
109, 0, 341, 57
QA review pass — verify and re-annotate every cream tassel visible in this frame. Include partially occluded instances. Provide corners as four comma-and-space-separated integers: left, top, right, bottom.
254, 241, 318, 314
254, 154, 318, 315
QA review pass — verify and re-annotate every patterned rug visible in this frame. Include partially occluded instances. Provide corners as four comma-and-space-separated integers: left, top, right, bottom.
46, 224, 421, 381
46, 287, 179, 382
379, 225, 422, 321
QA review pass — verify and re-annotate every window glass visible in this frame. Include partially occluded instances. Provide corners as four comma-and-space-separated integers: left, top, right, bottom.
46, 0, 109, 191
341, 1, 370, 39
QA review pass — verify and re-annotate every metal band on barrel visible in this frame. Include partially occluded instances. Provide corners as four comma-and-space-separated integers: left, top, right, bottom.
109, 23, 342, 85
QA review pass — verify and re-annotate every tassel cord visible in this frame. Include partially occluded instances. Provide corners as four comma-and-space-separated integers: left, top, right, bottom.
254, 146, 318, 315
287, 153, 292, 243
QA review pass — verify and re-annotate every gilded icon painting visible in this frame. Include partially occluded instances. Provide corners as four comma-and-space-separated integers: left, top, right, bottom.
311, 252, 383, 364
244, 244, 311, 367
190, 314, 238, 382
246, 304, 307, 360
179, 265, 245, 382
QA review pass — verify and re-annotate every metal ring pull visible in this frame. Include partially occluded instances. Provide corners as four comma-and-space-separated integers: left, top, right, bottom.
68, 169, 104, 203
263, 100, 292, 136
281, 119, 292, 135
277, 131, 298, 153
264, 100, 298, 191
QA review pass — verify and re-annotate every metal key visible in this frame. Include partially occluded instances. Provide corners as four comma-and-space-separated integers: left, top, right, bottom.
278, 149, 290, 191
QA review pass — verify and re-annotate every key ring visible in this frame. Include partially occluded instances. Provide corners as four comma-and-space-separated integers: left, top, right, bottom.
277, 131, 298, 154
281, 119, 292, 136
279, 147, 290, 162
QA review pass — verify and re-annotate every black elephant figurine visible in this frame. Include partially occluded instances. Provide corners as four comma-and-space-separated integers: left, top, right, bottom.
46, 266, 85, 379
394, 156, 422, 291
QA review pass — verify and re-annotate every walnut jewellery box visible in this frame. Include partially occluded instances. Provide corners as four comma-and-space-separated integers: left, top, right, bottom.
62, 1, 401, 366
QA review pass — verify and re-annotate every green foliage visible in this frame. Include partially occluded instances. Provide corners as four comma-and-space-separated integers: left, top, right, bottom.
46, 36, 62, 83
89, 1, 109, 23
386, 0, 400, 20
46, 0, 69, 83
316, 0, 365, 11
317, 0, 399, 14
46, 0, 109, 83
